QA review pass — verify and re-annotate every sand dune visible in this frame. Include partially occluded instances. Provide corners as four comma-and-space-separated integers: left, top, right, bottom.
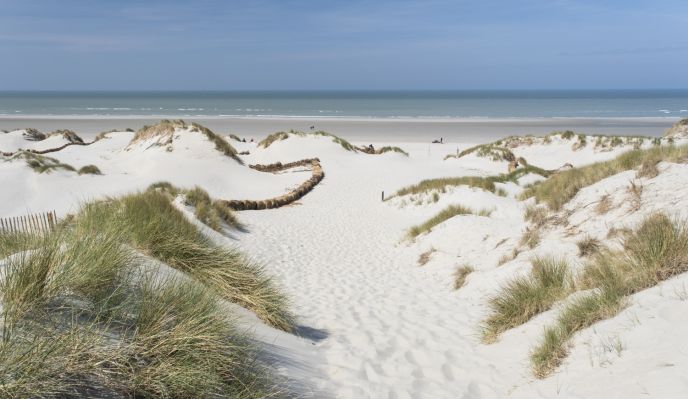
2, 122, 688, 397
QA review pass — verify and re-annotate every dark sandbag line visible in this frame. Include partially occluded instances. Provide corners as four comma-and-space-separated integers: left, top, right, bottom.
221, 158, 324, 211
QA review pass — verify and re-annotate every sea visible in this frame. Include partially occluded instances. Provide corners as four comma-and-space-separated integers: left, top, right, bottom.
0, 90, 687, 119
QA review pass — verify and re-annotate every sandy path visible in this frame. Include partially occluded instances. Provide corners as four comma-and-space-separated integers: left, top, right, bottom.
236, 159, 509, 398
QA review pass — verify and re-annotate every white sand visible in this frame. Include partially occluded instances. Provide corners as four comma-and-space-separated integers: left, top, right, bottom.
2, 125, 688, 398
0, 115, 677, 142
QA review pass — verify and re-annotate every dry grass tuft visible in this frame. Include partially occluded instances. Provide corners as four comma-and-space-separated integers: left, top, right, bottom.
627, 180, 643, 212
596, 194, 612, 215
576, 235, 602, 257
637, 157, 661, 179
524, 204, 549, 227
453, 265, 474, 290
498, 248, 520, 266
417, 248, 436, 266
519, 227, 541, 249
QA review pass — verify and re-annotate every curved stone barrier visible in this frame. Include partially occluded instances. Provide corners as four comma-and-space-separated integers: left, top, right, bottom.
221, 158, 324, 211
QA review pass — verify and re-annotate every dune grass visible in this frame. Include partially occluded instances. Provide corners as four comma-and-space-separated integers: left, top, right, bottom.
0, 231, 41, 258
190, 122, 243, 164
13, 151, 76, 174
0, 219, 278, 397
258, 129, 355, 151
482, 257, 570, 343
389, 165, 551, 200
185, 186, 242, 232
394, 176, 498, 198
524, 204, 549, 227
77, 164, 102, 175
522, 144, 688, 210
407, 204, 492, 239
378, 146, 409, 156
531, 213, 688, 378
79, 191, 293, 331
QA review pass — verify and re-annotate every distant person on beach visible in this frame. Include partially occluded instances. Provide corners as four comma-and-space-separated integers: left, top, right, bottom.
368, 144, 374, 152
310, 125, 315, 130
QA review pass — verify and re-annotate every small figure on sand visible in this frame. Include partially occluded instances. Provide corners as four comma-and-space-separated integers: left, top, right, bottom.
432, 137, 444, 144
368, 144, 375, 152
310, 125, 315, 130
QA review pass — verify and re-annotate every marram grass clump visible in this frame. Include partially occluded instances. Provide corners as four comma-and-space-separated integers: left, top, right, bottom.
482, 257, 570, 343
531, 213, 688, 378
0, 221, 280, 397
74, 190, 293, 332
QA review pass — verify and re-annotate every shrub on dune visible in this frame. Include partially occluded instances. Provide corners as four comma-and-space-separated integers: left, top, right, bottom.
482, 257, 570, 343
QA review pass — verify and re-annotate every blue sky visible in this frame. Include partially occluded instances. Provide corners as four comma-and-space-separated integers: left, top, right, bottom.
1, 0, 687, 90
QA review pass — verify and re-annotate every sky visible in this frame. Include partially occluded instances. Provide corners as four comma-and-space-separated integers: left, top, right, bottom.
1, 0, 687, 90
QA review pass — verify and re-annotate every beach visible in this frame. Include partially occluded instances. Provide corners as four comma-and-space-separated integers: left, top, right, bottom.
0, 115, 677, 143
2, 120, 688, 397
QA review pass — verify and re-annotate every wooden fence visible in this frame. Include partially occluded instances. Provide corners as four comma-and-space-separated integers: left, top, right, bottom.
0, 211, 57, 234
